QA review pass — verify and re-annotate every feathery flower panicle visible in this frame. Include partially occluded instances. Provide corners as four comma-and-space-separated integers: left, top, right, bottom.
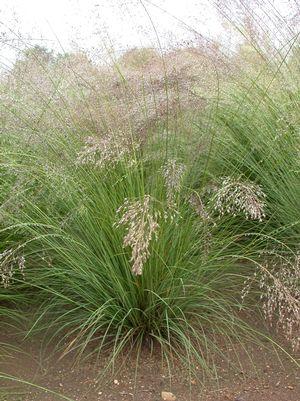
76, 132, 137, 168
214, 177, 266, 221
242, 253, 300, 352
162, 159, 185, 216
116, 195, 160, 276
0, 249, 25, 288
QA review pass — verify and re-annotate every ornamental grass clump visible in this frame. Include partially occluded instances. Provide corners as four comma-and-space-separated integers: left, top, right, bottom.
0, 133, 265, 378
0, 15, 299, 382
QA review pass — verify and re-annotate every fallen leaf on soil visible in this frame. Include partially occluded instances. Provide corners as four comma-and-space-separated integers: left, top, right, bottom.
161, 391, 176, 401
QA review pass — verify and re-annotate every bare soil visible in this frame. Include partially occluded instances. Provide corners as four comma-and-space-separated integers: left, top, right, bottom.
0, 326, 299, 401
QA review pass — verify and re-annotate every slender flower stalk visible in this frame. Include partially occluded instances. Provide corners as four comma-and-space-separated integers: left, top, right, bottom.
162, 159, 185, 217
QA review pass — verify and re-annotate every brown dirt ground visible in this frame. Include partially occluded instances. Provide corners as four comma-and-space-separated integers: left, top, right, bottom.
0, 326, 299, 401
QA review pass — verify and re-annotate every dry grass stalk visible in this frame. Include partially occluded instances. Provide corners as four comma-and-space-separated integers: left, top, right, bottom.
189, 192, 210, 221
189, 192, 214, 255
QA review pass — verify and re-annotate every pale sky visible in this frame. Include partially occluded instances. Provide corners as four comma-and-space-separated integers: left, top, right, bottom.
0, 0, 298, 67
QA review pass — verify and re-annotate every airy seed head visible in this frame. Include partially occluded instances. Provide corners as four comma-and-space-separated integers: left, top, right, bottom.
213, 176, 266, 221
116, 195, 160, 275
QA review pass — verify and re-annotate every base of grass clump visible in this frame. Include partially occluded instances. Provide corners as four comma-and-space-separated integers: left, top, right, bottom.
20, 211, 267, 381
2, 310, 298, 401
